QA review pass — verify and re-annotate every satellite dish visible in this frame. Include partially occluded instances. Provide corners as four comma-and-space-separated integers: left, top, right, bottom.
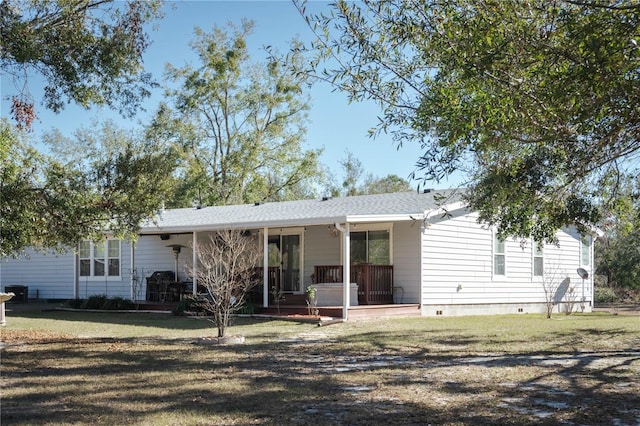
577, 268, 589, 280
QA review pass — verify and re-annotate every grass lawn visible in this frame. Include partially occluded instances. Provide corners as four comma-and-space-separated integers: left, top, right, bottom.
1, 303, 639, 425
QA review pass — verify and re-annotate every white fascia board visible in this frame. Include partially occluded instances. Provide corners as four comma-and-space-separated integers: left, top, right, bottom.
346, 214, 425, 223
138, 216, 349, 235
424, 201, 467, 219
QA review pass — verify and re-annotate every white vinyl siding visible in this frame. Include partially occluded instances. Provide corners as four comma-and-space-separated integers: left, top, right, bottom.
392, 221, 421, 303
301, 225, 341, 288
421, 210, 590, 308
0, 249, 76, 299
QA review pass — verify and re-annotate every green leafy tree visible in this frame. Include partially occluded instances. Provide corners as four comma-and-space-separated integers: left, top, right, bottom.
148, 20, 323, 207
338, 150, 365, 196
1, 119, 177, 256
595, 178, 640, 292
295, 0, 640, 242
326, 150, 411, 196
361, 173, 412, 195
1, 0, 162, 127
0, 1, 170, 256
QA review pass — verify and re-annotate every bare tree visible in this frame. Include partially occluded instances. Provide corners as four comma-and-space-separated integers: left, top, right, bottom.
538, 264, 573, 319
187, 229, 261, 338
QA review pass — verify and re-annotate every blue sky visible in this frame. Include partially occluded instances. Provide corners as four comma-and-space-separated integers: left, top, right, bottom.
2, 1, 463, 189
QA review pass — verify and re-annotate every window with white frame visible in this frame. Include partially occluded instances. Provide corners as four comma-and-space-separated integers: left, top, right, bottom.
79, 240, 121, 277
493, 234, 506, 276
581, 235, 591, 266
533, 240, 544, 276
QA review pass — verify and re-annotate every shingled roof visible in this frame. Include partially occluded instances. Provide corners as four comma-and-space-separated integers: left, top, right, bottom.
140, 189, 464, 234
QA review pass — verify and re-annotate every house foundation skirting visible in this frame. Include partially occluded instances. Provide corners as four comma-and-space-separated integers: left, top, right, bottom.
422, 301, 593, 317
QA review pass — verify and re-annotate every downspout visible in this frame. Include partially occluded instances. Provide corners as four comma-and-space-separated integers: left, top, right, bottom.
263, 227, 269, 307
192, 232, 198, 296
335, 222, 350, 320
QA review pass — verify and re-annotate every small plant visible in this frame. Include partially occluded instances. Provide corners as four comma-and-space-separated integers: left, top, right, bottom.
101, 297, 135, 310
173, 296, 205, 316
271, 285, 285, 314
63, 298, 85, 309
305, 286, 319, 317
237, 301, 256, 315
83, 294, 108, 310
595, 286, 619, 304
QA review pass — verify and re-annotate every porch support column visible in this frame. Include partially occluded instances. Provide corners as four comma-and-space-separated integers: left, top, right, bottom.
263, 227, 269, 307
335, 222, 350, 320
192, 232, 198, 295
130, 241, 135, 300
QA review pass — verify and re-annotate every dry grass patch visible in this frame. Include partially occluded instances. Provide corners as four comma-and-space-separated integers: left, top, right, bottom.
1, 306, 639, 425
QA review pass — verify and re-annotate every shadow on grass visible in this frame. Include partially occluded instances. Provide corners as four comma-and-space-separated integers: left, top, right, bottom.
2, 323, 639, 425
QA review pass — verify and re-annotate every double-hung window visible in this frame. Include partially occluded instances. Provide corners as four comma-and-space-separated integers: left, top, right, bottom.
493, 234, 506, 276
533, 240, 544, 277
79, 240, 121, 278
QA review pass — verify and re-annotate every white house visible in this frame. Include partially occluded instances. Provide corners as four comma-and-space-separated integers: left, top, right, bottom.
0, 190, 595, 318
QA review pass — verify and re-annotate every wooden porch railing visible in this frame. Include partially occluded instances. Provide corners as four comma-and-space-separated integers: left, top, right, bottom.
314, 264, 394, 305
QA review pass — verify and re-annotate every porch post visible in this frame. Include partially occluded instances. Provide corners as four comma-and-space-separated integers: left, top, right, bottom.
192, 232, 198, 295
263, 227, 269, 307
342, 223, 351, 320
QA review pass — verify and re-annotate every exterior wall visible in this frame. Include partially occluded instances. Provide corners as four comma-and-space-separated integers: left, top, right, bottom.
1, 249, 75, 300
77, 241, 133, 299
392, 221, 422, 304
1, 242, 134, 300
420, 209, 594, 316
134, 233, 194, 300
302, 225, 341, 289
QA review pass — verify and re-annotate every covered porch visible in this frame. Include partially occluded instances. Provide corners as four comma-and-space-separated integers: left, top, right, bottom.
134, 193, 432, 320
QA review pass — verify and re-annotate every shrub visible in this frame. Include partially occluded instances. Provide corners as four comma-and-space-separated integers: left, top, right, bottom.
595, 287, 619, 304
63, 298, 84, 309
101, 297, 135, 310
83, 295, 108, 309
237, 301, 256, 315
173, 296, 205, 316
